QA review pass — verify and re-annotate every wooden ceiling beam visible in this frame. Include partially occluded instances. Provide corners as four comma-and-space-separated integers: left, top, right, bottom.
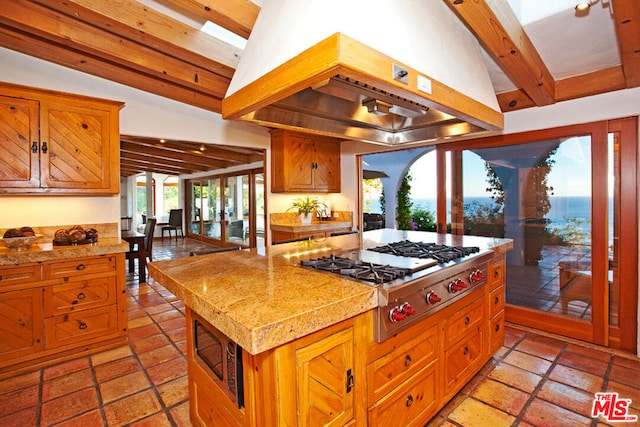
121, 141, 232, 169
120, 136, 261, 163
31, 0, 240, 76
444, 0, 556, 106
497, 66, 627, 112
0, 0, 230, 99
120, 159, 190, 176
163, 0, 260, 40
611, 0, 640, 88
0, 27, 222, 112
121, 151, 212, 172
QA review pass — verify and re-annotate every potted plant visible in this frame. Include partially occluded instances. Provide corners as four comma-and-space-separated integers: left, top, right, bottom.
288, 197, 325, 224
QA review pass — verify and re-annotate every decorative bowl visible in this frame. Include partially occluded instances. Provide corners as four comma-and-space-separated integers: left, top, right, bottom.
0, 234, 42, 251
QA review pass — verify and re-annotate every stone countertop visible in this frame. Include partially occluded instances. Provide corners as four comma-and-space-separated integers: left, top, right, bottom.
270, 220, 353, 233
0, 237, 130, 265
148, 229, 513, 356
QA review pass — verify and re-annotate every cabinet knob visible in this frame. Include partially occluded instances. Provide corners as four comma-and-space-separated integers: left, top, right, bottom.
77, 292, 86, 300
76, 264, 86, 271
41, 141, 48, 154
78, 321, 88, 330
406, 394, 414, 407
463, 346, 469, 356
31, 141, 38, 153
404, 354, 412, 367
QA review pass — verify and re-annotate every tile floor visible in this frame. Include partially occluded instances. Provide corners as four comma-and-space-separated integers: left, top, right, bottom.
0, 238, 638, 426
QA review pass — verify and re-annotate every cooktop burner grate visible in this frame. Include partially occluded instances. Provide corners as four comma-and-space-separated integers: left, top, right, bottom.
367, 240, 480, 263
300, 255, 411, 284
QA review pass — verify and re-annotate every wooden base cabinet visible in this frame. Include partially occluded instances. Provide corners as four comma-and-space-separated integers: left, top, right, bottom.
0, 253, 128, 378
187, 256, 507, 426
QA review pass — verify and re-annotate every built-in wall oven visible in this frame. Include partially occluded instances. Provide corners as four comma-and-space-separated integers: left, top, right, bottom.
193, 318, 244, 408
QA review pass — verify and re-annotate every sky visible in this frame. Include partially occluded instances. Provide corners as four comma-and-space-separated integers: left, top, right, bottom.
408, 135, 600, 199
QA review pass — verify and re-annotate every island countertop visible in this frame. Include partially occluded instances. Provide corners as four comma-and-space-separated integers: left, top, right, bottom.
147, 229, 513, 355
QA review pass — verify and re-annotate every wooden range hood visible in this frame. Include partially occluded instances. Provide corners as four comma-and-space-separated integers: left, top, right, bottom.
222, 0, 504, 146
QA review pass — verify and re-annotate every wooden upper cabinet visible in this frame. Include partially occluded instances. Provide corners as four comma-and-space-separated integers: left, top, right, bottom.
270, 129, 341, 193
0, 82, 123, 195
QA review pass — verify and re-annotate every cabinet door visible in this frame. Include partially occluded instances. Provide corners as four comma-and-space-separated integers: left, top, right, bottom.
0, 288, 44, 364
0, 95, 40, 189
287, 134, 316, 191
39, 100, 115, 191
296, 327, 355, 427
313, 139, 341, 192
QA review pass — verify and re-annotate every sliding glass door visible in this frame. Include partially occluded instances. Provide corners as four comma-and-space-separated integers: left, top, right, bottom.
440, 119, 636, 351
186, 169, 264, 249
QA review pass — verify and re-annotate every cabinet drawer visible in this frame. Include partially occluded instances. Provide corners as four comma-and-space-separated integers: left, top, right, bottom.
43, 276, 116, 317
44, 305, 118, 348
488, 259, 504, 290
444, 328, 484, 395
44, 256, 116, 280
489, 285, 504, 317
445, 297, 484, 345
368, 361, 438, 427
489, 312, 505, 355
0, 264, 42, 287
367, 324, 437, 403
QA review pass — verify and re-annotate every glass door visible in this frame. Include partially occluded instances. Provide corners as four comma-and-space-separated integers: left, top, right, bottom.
448, 123, 613, 346
224, 174, 249, 246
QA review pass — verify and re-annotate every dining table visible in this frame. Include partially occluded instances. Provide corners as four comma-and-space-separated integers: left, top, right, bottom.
121, 230, 146, 284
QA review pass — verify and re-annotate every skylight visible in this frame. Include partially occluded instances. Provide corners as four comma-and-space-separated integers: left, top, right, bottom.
201, 21, 247, 50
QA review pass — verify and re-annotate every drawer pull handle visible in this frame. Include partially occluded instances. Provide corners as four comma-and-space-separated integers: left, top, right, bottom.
0, 275, 2, 281
494, 269, 499, 278
41, 141, 48, 154
494, 296, 500, 304
406, 394, 414, 407
404, 354, 412, 367
464, 316, 470, 325
31, 141, 38, 153
77, 292, 86, 300
495, 324, 501, 332
76, 264, 86, 271
78, 321, 88, 330
463, 346, 469, 356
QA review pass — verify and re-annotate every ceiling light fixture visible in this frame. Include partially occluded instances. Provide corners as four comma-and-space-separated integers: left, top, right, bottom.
575, 0, 598, 11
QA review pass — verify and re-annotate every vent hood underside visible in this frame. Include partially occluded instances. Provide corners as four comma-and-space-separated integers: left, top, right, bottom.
222, 33, 504, 146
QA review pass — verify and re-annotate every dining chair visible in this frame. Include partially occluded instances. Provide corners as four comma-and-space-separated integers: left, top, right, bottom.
161, 209, 184, 242
143, 218, 157, 262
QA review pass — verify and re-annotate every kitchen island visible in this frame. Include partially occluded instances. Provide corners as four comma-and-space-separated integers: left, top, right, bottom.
148, 229, 512, 426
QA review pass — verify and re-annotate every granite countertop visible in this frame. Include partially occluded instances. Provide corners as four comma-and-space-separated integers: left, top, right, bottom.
148, 230, 513, 355
0, 237, 130, 265
0, 222, 129, 265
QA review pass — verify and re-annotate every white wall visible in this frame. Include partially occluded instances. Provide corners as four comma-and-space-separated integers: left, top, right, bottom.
0, 47, 269, 229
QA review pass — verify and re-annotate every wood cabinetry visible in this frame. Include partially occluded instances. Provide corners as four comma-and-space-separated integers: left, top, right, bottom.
270, 129, 341, 193
0, 254, 127, 377
186, 255, 507, 426
487, 256, 506, 355
0, 81, 123, 195
187, 308, 367, 427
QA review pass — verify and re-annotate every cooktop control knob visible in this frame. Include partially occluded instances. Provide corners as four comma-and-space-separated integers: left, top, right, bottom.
469, 269, 486, 283
448, 279, 467, 293
400, 302, 416, 316
389, 306, 406, 322
426, 291, 442, 304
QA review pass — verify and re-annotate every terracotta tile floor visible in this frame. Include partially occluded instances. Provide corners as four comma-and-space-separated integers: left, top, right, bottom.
0, 238, 638, 426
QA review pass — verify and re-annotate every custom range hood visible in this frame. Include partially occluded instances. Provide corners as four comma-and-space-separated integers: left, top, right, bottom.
222, 0, 504, 146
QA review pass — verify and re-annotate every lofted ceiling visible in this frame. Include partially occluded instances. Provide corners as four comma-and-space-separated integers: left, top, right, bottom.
0, 0, 638, 176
